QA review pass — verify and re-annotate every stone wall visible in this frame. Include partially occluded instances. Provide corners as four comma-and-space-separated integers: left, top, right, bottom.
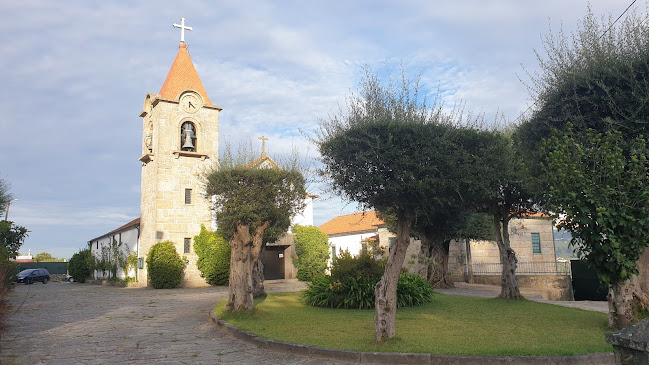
471, 274, 574, 301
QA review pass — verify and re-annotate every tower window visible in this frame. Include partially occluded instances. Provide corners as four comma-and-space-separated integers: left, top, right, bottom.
184, 238, 191, 254
181, 122, 197, 152
531, 233, 541, 254
185, 189, 192, 204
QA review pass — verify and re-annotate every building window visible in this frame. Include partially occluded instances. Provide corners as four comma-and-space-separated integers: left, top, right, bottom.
138, 257, 144, 269
180, 122, 197, 152
185, 189, 192, 204
331, 245, 336, 259
388, 237, 396, 252
184, 238, 191, 254
531, 233, 541, 254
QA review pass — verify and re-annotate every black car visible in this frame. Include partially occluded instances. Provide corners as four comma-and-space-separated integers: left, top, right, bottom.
16, 268, 50, 284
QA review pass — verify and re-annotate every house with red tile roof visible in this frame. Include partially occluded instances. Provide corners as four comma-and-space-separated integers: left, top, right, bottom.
320, 210, 559, 283
319, 211, 396, 258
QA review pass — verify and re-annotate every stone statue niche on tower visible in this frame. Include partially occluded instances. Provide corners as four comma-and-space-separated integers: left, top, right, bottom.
181, 122, 197, 152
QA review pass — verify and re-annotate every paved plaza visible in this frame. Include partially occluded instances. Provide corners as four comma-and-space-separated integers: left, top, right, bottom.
0, 281, 348, 365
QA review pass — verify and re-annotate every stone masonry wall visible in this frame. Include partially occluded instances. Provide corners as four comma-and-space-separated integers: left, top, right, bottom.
138, 93, 219, 287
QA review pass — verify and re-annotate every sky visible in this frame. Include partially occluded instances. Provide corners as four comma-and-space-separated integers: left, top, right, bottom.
0, 0, 637, 259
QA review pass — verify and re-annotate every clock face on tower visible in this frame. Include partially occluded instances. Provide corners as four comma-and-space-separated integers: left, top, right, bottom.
180, 92, 202, 113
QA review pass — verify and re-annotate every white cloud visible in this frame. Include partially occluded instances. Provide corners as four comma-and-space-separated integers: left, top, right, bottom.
0, 0, 638, 257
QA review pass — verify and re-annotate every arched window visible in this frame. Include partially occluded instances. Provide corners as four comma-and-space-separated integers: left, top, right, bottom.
180, 122, 197, 152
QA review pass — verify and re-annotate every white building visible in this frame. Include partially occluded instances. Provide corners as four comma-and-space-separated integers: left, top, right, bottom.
88, 218, 140, 280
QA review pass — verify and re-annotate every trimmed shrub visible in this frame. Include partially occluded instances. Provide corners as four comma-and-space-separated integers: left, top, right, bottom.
146, 241, 184, 289
396, 272, 435, 307
330, 250, 385, 279
293, 225, 329, 281
193, 225, 230, 286
303, 251, 433, 309
68, 248, 93, 283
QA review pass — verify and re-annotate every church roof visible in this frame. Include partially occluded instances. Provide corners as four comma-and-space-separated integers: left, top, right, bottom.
319, 211, 385, 236
246, 153, 281, 169
159, 42, 214, 106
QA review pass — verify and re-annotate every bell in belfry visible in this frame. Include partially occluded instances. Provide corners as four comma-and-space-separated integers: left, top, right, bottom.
182, 124, 195, 151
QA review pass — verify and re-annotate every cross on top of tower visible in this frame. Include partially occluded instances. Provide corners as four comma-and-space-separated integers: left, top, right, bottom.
259, 135, 269, 156
173, 17, 193, 43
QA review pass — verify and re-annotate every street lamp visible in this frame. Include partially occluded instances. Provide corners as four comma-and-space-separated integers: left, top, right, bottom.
4, 198, 17, 221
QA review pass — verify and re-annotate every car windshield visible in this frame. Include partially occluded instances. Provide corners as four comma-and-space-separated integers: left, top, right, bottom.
18, 269, 36, 276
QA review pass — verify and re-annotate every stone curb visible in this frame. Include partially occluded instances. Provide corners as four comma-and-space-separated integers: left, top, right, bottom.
209, 311, 614, 365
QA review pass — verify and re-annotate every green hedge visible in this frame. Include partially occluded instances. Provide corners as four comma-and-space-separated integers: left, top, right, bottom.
146, 241, 184, 289
293, 225, 329, 281
193, 225, 231, 286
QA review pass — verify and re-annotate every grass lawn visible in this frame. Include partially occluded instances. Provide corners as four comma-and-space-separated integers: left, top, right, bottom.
214, 292, 612, 356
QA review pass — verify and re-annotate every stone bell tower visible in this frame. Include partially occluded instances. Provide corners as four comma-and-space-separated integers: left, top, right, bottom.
137, 18, 221, 287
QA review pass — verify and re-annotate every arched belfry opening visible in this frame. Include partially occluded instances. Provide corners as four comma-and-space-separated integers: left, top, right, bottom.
181, 121, 197, 152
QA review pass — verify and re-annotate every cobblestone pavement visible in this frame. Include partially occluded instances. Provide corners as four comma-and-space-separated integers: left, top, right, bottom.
436, 282, 608, 313
0, 281, 358, 365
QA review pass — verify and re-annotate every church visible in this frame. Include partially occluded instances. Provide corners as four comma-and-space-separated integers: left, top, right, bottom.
88, 19, 313, 287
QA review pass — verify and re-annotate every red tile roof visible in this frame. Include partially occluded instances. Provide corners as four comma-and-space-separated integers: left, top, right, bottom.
89, 217, 140, 242
319, 211, 385, 236
159, 42, 214, 106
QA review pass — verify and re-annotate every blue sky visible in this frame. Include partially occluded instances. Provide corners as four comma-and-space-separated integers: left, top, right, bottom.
0, 1, 635, 259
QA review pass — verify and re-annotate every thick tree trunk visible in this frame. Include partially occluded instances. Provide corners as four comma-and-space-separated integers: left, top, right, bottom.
465, 239, 473, 284
637, 249, 649, 295
226, 224, 254, 312
251, 258, 265, 298
250, 222, 270, 298
494, 215, 522, 299
375, 213, 411, 342
226, 222, 271, 312
429, 240, 453, 288
608, 276, 649, 329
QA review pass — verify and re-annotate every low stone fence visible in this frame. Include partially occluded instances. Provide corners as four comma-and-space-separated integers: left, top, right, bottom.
471, 275, 574, 301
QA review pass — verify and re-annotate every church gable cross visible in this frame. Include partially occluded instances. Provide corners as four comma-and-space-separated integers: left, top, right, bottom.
173, 17, 193, 43
259, 135, 269, 156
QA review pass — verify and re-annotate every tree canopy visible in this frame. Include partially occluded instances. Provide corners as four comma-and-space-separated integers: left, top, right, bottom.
0, 178, 11, 215
207, 166, 305, 243
517, 7, 649, 327
516, 8, 649, 174
34, 252, 65, 262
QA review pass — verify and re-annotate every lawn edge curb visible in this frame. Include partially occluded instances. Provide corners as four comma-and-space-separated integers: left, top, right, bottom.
209, 311, 614, 364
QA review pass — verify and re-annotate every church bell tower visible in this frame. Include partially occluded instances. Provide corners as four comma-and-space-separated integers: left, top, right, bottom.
137, 18, 221, 287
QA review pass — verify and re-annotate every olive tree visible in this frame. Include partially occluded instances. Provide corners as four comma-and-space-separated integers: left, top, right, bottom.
542, 127, 649, 327
516, 8, 649, 327
205, 153, 306, 312
472, 130, 537, 299
317, 68, 474, 341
